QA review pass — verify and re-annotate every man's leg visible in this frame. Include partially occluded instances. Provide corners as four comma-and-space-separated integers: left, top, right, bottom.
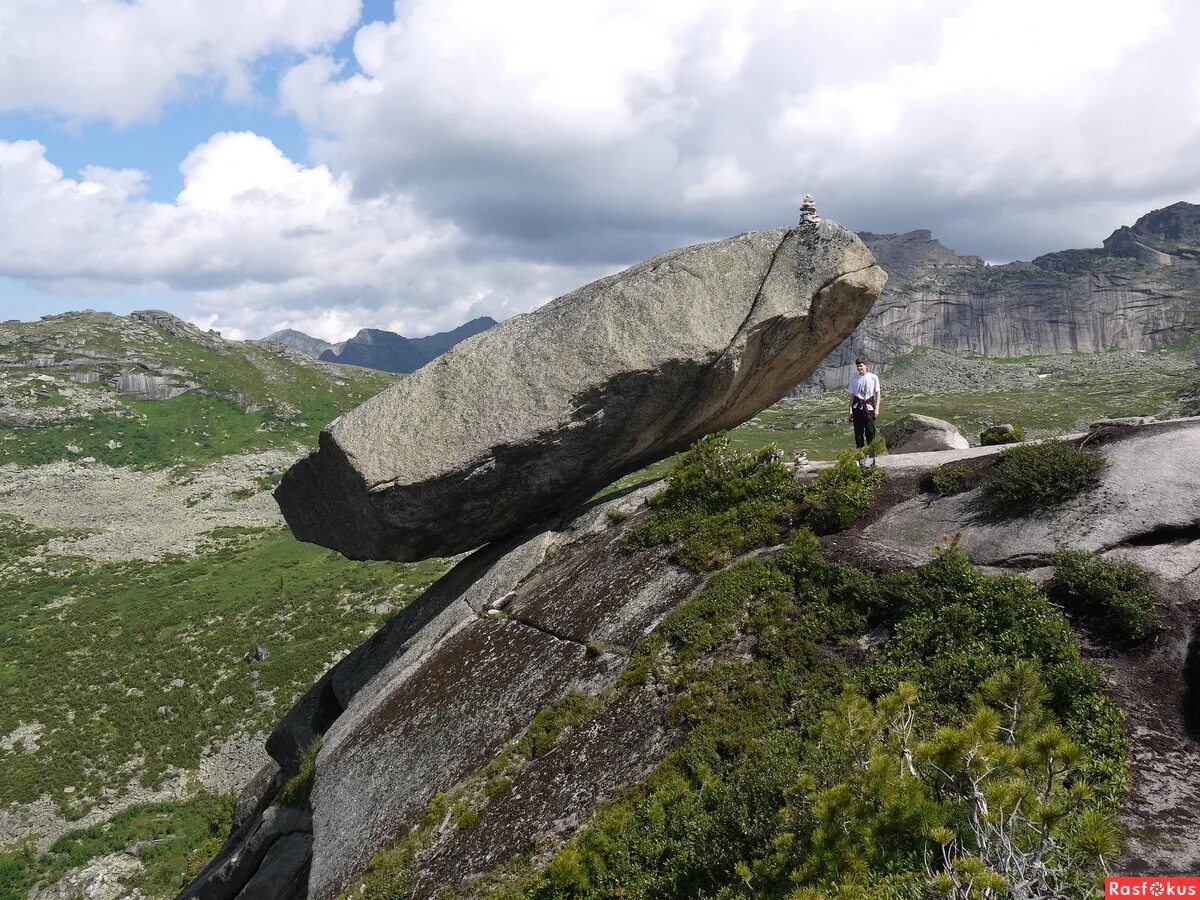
865, 413, 877, 461
853, 409, 867, 448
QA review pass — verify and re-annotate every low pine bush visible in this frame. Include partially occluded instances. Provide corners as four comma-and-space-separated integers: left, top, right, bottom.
981, 441, 1103, 515
1049, 548, 1162, 644
802, 448, 886, 534
278, 737, 321, 809
980, 423, 1025, 445
929, 461, 972, 495
624, 434, 800, 571
493, 543, 1126, 900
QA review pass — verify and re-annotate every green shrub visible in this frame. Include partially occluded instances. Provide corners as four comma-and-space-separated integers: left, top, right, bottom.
979, 423, 1025, 445
1049, 548, 1162, 643
929, 461, 971, 495
494, 544, 1125, 900
359, 836, 420, 900
981, 441, 1103, 515
802, 449, 885, 534
483, 776, 513, 798
515, 692, 603, 760
277, 737, 321, 809
624, 434, 800, 571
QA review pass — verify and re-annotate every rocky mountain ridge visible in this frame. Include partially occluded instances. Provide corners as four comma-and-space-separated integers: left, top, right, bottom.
802, 201, 1200, 390
267, 318, 498, 373
264, 330, 335, 360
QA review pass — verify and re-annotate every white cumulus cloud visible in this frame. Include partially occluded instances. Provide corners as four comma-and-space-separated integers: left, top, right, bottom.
0, 0, 361, 124
0, 133, 604, 340
2, 0, 1200, 338
281, 0, 1200, 264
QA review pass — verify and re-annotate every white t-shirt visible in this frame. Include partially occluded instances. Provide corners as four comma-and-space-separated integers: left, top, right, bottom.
849, 372, 879, 400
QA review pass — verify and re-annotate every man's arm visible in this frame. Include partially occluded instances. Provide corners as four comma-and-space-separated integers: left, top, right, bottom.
873, 380, 882, 416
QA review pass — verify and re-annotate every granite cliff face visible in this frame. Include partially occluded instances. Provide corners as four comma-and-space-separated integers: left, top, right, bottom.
803, 201, 1200, 390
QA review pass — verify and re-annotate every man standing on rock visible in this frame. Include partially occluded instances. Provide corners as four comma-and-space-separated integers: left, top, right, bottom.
848, 356, 881, 464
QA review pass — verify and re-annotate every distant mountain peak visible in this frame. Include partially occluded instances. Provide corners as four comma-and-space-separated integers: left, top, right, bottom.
317, 316, 498, 373
264, 329, 334, 359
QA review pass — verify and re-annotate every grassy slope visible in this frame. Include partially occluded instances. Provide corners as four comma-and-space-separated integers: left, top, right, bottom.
0, 519, 446, 812
602, 347, 1194, 497
0, 315, 445, 897
0, 312, 396, 470
732, 349, 1192, 461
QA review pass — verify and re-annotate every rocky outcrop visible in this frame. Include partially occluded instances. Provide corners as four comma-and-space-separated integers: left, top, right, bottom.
263, 330, 335, 359
116, 372, 197, 400
803, 202, 1200, 391
839, 418, 1200, 872
859, 419, 1200, 568
316, 317, 498, 373
880, 413, 970, 453
130, 309, 228, 354
186, 419, 1200, 898
184, 483, 701, 900
276, 220, 886, 562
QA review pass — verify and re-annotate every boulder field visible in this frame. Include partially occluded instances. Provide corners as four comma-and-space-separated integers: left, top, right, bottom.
275, 219, 885, 561
184, 418, 1200, 898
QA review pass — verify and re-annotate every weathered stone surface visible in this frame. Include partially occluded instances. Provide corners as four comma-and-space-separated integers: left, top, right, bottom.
410, 687, 680, 899
308, 616, 624, 900
880, 413, 970, 454
860, 419, 1200, 568
276, 221, 885, 561
801, 202, 1200, 391
236, 831, 310, 900
180, 482, 707, 900
178, 804, 311, 900
116, 371, 195, 400
1089, 416, 1158, 427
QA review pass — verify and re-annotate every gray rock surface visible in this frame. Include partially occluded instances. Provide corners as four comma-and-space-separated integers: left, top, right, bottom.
801, 202, 1200, 391
859, 419, 1200, 568
179, 804, 311, 900
276, 220, 885, 561
183, 484, 707, 900
880, 412, 970, 453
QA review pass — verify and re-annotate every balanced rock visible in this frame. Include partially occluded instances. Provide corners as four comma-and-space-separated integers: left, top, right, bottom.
276, 221, 886, 561
881, 413, 970, 454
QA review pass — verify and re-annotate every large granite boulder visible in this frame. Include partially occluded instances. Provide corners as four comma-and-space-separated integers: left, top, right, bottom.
276, 220, 885, 561
880, 413, 970, 453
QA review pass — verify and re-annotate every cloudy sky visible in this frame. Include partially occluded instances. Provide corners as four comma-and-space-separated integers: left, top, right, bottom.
1, 0, 1197, 341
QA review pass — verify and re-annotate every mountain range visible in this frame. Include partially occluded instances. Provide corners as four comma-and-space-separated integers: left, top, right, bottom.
266, 203, 1199, 394
266, 316, 497, 373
